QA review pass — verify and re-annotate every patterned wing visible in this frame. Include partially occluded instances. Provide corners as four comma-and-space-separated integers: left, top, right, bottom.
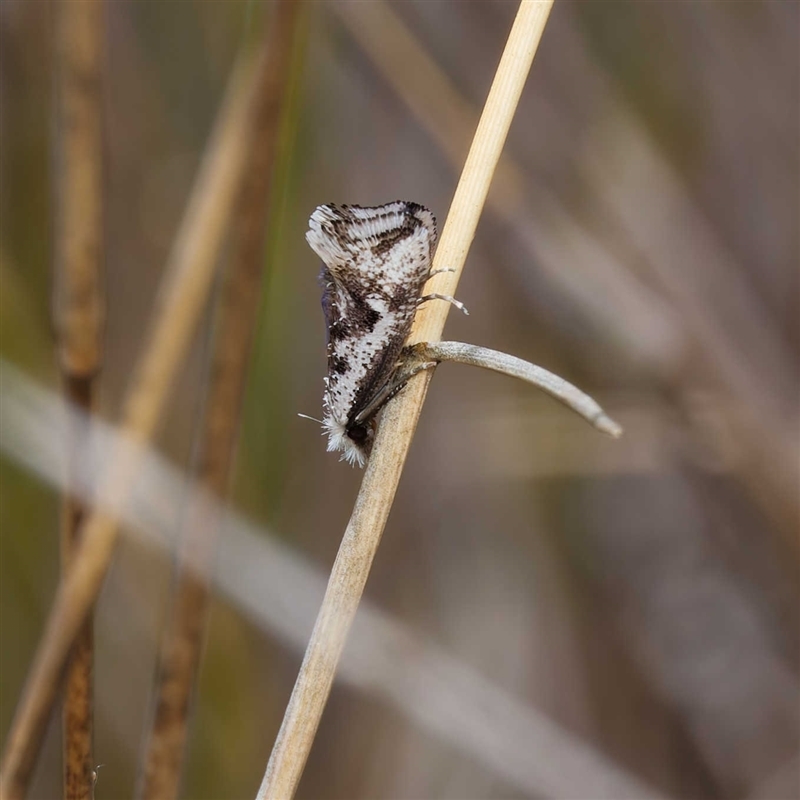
306, 202, 437, 465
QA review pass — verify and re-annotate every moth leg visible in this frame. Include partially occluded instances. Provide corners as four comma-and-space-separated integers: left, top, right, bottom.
390, 360, 439, 388
353, 361, 439, 426
427, 267, 456, 277
418, 293, 469, 315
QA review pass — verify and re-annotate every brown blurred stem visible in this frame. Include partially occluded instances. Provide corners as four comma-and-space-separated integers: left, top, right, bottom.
136, 3, 301, 798
0, 36, 273, 800
52, 1, 106, 798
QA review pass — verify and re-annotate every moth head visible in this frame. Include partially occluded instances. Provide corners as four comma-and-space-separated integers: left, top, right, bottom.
342, 419, 377, 467
323, 415, 377, 468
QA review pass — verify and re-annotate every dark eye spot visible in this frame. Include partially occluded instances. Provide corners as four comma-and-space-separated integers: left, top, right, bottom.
347, 424, 368, 443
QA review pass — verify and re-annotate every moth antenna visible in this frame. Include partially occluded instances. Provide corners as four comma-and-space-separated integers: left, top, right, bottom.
297, 412, 324, 425
418, 293, 469, 315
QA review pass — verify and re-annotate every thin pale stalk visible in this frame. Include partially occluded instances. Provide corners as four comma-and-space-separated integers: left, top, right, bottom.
256, 3, 554, 798
52, 1, 105, 798
136, 4, 302, 798
0, 42, 270, 800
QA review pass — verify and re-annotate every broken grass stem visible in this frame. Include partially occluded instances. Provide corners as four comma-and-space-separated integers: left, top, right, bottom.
406, 341, 623, 437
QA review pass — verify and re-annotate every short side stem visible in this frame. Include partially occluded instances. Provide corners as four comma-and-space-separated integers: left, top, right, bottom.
408, 341, 622, 437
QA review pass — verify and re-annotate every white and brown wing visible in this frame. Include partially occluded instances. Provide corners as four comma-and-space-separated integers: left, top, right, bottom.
306, 202, 436, 466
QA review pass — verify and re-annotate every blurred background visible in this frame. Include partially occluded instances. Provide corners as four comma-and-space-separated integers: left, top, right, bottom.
1, 1, 798, 798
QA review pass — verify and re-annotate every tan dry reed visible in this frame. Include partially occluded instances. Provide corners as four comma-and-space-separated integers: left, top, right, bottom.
136, 4, 303, 798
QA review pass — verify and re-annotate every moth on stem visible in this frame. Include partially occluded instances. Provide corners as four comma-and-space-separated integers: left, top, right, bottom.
306, 201, 621, 468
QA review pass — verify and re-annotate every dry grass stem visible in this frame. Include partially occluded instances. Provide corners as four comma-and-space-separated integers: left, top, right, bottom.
257, 3, 554, 798
0, 42, 270, 800
407, 342, 623, 437
52, 1, 105, 797
136, 4, 302, 798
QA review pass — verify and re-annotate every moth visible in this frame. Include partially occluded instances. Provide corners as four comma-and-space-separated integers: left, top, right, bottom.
306, 201, 452, 467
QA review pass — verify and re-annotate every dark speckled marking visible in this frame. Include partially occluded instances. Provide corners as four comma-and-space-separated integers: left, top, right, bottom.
331, 354, 349, 375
